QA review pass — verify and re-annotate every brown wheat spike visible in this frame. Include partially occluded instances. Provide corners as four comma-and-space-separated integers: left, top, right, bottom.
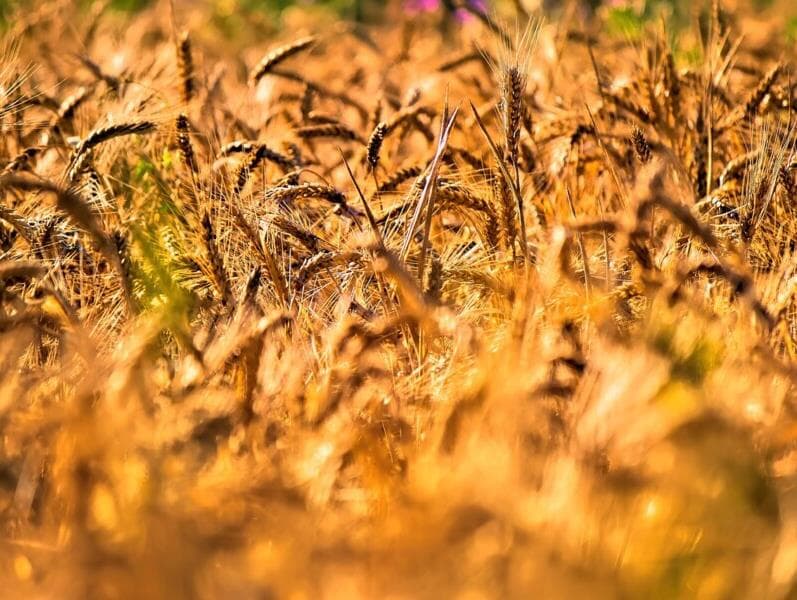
176, 30, 195, 104
483, 209, 501, 251
176, 113, 198, 174
638, 192, 720, 251
403, 87, 422, 108
493, 169, 517, 251
631, 125, 652, 164
0, 174, 131, 305
249, 36, 316, 86
448, 146, 485, 172
570, 123, 595, 146
56, 86, 91, 124
437, 182, 491, 214
0, 205, 36, 247
272, 216, 322, 253
306, 112, 341, 125
503, 66, 525, 168
234, 150, 260, 197
66, 150, 93, 185
77, 53, 121, 92
36, 219, 57, 260
702, 184, 742, 221
295, 123, 366, 145
374, 165, 424, 197
300, 83, 316, 122
275, 92, 302, 106
254, 144, 295, 171
520, 142, 536, 174
284, 142, 305, 168
605, 89, 653, 124
111, 230, 136, 311
2, 146, 42, 175
219, 140, 257, 157
370, 97, 383, 130
437, 50, 484, 73
425, 250, 443, 303
78, 164, 105, 202
742, 63, 783, 118
241, 266, 262, 308
235, 144, 295, 195
201, 211, 233, 307
275, 170, 302, 187
435, 184, 500, 250
66, 121, 155, 182
663, 49, 681, 113
719, 149, 761, 186
268, 68, 369, 121
294, 251, 339, 287
76, 121, 156, 157
694, 107, 708, 199
721, 64, 783, 130
0, 260, 45, 285
366, 122, 388, 171
265, 183, 348, 209
385, 104, 435, 135
779, 166, 797, 197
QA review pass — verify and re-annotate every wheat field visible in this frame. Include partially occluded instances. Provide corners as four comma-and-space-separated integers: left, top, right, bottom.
1, 0, 797, 597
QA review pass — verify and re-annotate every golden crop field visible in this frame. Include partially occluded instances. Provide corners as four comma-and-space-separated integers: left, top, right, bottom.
1, 0, 797, 597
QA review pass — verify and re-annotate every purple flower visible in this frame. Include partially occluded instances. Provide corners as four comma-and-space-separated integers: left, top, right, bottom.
455, 0, 487, 21
404, 0, 440, 14
402, 0, 489, 19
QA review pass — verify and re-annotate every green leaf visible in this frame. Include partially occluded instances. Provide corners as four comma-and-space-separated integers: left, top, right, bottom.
606, 7, 645, 39
787, 17, 797, 44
